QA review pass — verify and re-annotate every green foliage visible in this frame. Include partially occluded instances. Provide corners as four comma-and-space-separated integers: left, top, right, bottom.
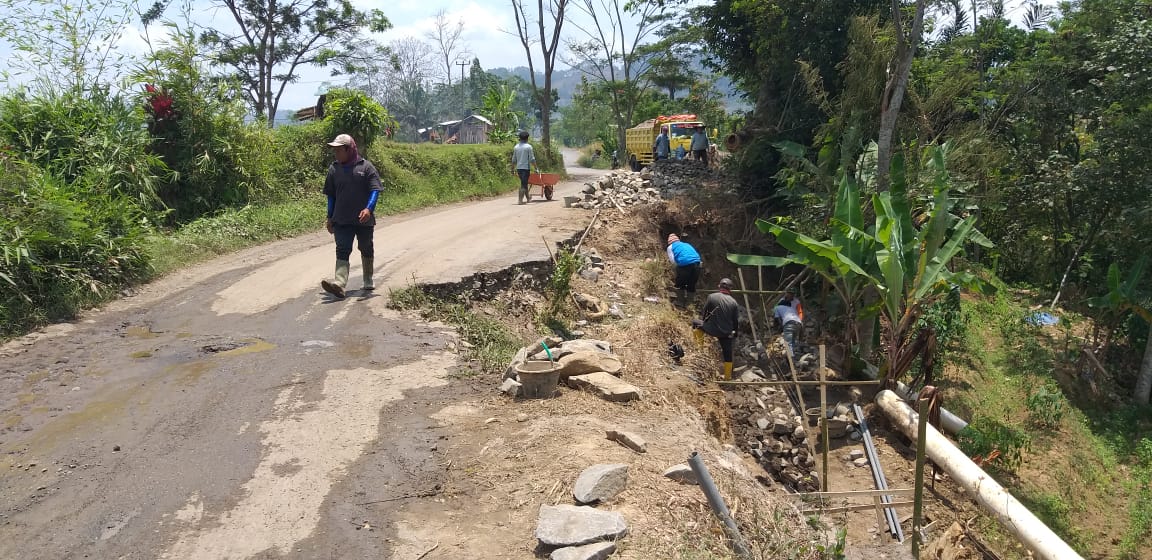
196, 0, 392, 123
957, 419, 1031, 473
147, 200, 325, 276
0, 156, 151, 336
730, 142, 992, 384
0, 89, 165, 210
546, 249, 579, 316
323, 88, 397, 151
386, 286, 519, 375
266, 120, 331, 201
480, 83, 524, 144
1026, 381, 1066, 429
135, 26, 273, 223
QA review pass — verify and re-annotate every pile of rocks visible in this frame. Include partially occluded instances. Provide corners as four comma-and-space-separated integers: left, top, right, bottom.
501, 337, 641, 402
725, 385, 821, 492
569, 170, 662, 210
645, 159, 715, 195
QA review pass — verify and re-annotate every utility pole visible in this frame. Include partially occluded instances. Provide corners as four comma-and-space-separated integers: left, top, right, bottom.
455, 59, 469, 117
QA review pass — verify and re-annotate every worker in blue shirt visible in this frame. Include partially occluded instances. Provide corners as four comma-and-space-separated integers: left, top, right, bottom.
666, 233, 701, 307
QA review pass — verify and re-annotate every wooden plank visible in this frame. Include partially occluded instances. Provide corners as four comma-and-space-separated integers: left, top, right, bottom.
800, 501, 915, 515
820, 345, 829, 492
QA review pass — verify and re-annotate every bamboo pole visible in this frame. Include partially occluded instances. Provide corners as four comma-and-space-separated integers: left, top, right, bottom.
820, 345, 829, 492
736, 268, 761, 352
715, 379, 882, 387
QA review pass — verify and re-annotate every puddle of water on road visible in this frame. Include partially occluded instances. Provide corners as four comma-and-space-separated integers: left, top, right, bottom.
130, 350, 153, 359
216, 338, 276, 357
17, 387, 135, 454
17, 393, 37, 406
125, 326, 159, 339
342, 338, 372, 360
167, 361, 212, 386
175, 332, 194, 338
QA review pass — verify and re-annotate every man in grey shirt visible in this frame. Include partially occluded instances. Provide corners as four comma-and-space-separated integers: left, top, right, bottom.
690, 126, 710, 168
692, 278, 741, 380
511, 131, 537, 205
321, 134, 382, 299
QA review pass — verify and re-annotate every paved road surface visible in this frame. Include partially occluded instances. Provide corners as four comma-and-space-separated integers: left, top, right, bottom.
0, 151, 607, 559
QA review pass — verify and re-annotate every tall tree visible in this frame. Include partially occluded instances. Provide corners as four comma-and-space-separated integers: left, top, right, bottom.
425, 9, 467, 87
198, 0, 391, 125
566, 0, 669, 165
511, 0, 568, 159
874, 0, 926, 191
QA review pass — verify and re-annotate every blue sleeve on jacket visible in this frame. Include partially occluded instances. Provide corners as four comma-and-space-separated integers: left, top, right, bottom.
327, 195, 335, 218
366, 190, 379, 211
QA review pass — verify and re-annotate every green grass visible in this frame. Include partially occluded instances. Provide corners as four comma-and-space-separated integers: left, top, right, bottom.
941, 291, 1152, 558
387, 285, 520, 376
148, 199, 326, 276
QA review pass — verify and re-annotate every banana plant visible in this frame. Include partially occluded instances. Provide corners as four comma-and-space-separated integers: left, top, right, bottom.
1086, 257, 1152, 403
730, 142, 992, 387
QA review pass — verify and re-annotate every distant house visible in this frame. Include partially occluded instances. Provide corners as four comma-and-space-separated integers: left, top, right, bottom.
455, 114, 493, 144
293, 95, 326, 122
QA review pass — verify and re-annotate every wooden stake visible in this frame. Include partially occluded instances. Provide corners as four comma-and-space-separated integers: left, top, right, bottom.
736, 268, 761, 349
820, 344, 829, 492
912, 398, 928, 559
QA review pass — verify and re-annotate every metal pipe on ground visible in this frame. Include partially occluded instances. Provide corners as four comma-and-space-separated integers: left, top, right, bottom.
875, 390, 1085, 560
688, 452, 752, 559
854, 404, 904, 542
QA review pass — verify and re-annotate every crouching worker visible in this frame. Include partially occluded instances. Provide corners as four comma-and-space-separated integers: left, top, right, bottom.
692, 278, 740, 380
773, 288, 804, 357
666, 234, 701, 307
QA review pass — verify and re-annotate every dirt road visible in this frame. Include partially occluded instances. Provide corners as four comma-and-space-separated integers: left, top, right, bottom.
0, 153, 607, 560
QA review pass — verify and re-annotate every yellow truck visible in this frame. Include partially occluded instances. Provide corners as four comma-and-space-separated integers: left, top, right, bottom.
624, 114, 706, 171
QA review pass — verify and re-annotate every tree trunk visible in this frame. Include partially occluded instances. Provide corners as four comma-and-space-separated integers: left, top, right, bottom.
875, 0, 926, 192
1136, 329, 1152, 405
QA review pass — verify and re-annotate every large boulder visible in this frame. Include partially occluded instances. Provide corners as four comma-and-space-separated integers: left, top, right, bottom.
554, 351, 623, 379
572, 464, 629, 504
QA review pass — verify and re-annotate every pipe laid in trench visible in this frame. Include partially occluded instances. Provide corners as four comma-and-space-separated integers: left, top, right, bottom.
875, 390, 1084, 560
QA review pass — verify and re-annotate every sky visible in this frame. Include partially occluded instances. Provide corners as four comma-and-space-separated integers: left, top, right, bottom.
0, 0, 550, 112
0, 0, 1061, 115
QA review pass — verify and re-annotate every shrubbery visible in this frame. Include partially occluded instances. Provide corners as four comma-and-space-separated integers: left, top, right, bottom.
0, 156, 151, 336
135, 28, 273, 223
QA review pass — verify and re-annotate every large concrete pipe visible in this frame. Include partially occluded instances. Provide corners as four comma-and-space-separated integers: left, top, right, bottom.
891, 380, 968, 435
875, 390, 1084, 560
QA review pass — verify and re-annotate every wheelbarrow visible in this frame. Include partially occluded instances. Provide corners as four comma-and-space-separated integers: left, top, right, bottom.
527, 172, 560, 200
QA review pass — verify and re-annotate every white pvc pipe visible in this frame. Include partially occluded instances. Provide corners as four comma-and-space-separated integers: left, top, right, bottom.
891, 380, 969, 435
875, 390, 1084, 560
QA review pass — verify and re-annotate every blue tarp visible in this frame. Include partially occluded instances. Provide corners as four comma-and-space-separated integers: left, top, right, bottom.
1025, 311, 1059, 326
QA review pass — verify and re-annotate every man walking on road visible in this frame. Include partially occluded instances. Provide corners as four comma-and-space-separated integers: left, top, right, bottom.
321, 134, 382, 299
693, 278, 741, 380
512, 131, 538, 205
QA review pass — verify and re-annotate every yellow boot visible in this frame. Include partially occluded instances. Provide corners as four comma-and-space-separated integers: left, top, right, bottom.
723, 361, 734, 380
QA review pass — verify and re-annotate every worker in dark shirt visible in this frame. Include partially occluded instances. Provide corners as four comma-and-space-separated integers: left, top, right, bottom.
321, 134, 383, 299
692, 278, 741, 380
